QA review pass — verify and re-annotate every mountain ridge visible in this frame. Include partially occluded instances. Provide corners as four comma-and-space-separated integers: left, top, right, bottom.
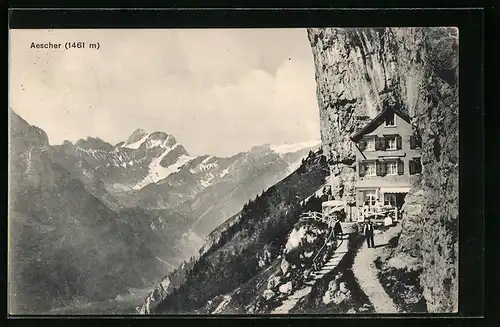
43, 116, 322, 237
8, 108, 321, 314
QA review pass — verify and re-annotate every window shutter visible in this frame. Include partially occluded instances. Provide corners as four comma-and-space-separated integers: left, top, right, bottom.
396, 135, 402, 150
416, 135, 422, 148
376, 161, 381, 176
356, 190, 364, 207
397, 159, 404, 175
359, 140, 367, 151
409, 160, 415, 175
380, 161, 387, 176
381, 137, 387, 150
416, 158, 422, 173
410, 135, 416, 149
358, 162, 366, 177
374, 137, 381, 150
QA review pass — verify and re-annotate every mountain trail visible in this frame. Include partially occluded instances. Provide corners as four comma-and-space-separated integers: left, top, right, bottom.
271, 234, 349, 314
352, 225, 401, 313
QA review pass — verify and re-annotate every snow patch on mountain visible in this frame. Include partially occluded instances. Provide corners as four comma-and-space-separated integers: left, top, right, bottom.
200, 172, 215, 187
219, 167, 230, 178
189, 156, 219, 174
123, 133, 151, 149
145, 138, 172, 149
202, 156, 214, 164
270, 140, 321, 154
134, 143, 194, 190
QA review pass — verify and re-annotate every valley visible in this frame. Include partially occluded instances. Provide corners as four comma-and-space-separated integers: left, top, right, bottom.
8, 109, 320, 314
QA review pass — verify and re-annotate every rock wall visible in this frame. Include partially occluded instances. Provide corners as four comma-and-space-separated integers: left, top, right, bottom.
307, 27, 458, 312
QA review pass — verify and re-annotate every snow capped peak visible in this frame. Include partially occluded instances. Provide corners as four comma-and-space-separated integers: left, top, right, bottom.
270, 140, 322, 154
144, 133, 177, 149
125, 128, 148, 144
122, 130, 179, 150
123, 132, 150, 149
148, 131, 174, 143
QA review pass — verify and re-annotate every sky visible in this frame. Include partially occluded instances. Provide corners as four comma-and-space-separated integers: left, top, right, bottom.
9, 29, 321, 157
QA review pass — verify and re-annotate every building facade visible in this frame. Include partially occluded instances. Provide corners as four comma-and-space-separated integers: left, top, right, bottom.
349, 107, 422, 221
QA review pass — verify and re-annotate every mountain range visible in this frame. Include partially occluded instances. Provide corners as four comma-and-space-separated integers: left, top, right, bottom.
8, 109, 320, 313
51, 125, 321, 237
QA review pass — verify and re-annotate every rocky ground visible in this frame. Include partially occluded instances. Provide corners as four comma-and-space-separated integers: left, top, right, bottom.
194, 219, 339, 314
374, 227, 428, 313
352, 225, 400, 313
143, 216, 428, 315
138, 215, 426, 315
291, 232, 374, 314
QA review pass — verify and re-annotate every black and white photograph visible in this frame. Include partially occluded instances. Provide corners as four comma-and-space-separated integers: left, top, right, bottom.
8, 26, 459, 315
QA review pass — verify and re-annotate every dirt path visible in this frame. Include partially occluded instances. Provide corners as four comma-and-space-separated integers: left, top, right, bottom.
271, 235, 350, 314
352, 225, 401, 314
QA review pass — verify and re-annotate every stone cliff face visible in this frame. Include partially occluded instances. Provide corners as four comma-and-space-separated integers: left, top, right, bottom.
307, 27, 458, 312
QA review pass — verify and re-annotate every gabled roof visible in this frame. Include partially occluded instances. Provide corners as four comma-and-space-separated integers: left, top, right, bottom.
350, 106, 411, 142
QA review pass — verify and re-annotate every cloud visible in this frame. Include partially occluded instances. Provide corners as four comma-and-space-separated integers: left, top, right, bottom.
9, 28, 320, 157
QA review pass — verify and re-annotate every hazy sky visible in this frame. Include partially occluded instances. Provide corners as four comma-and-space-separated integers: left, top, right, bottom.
9, 29, 320, 157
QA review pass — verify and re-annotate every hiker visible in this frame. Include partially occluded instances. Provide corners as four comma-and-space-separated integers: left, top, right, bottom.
320, 185, 333, 202
363, 218, 375, 248
323, 185, 333, 200
333, 219, 343, 239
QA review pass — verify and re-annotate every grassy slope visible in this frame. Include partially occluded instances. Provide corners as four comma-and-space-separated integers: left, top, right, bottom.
152, 151, 329, 313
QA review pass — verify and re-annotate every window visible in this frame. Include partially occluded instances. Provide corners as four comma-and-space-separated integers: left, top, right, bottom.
386, 161, 398, 175
410, 158, 422, 175
410, 134, 421, 149
385, 113, 395, 126
384, 193, 397, 206
365, 137, 375, 151
386, 136, 397, 150
365, 162, 376, 176
364, 190, 376, 206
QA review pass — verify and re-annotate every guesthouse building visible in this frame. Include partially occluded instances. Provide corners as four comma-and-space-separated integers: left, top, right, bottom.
349, 106, 422, 221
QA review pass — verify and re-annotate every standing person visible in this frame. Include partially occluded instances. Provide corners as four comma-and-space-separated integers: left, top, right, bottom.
363, 218, 375, 248
374, 198, 382, 211
333, 218, 343, 239
322, 185, 333, 201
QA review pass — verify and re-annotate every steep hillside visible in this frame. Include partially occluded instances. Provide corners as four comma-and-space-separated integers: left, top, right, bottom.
9, 111, 193, 313
9, 109, 321, 314
307, 27, 458, 312
138, 151, 329, 314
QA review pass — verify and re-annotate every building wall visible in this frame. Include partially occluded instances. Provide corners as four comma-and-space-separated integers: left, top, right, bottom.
349, 112, 422, 221
354, 113, 421, 186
